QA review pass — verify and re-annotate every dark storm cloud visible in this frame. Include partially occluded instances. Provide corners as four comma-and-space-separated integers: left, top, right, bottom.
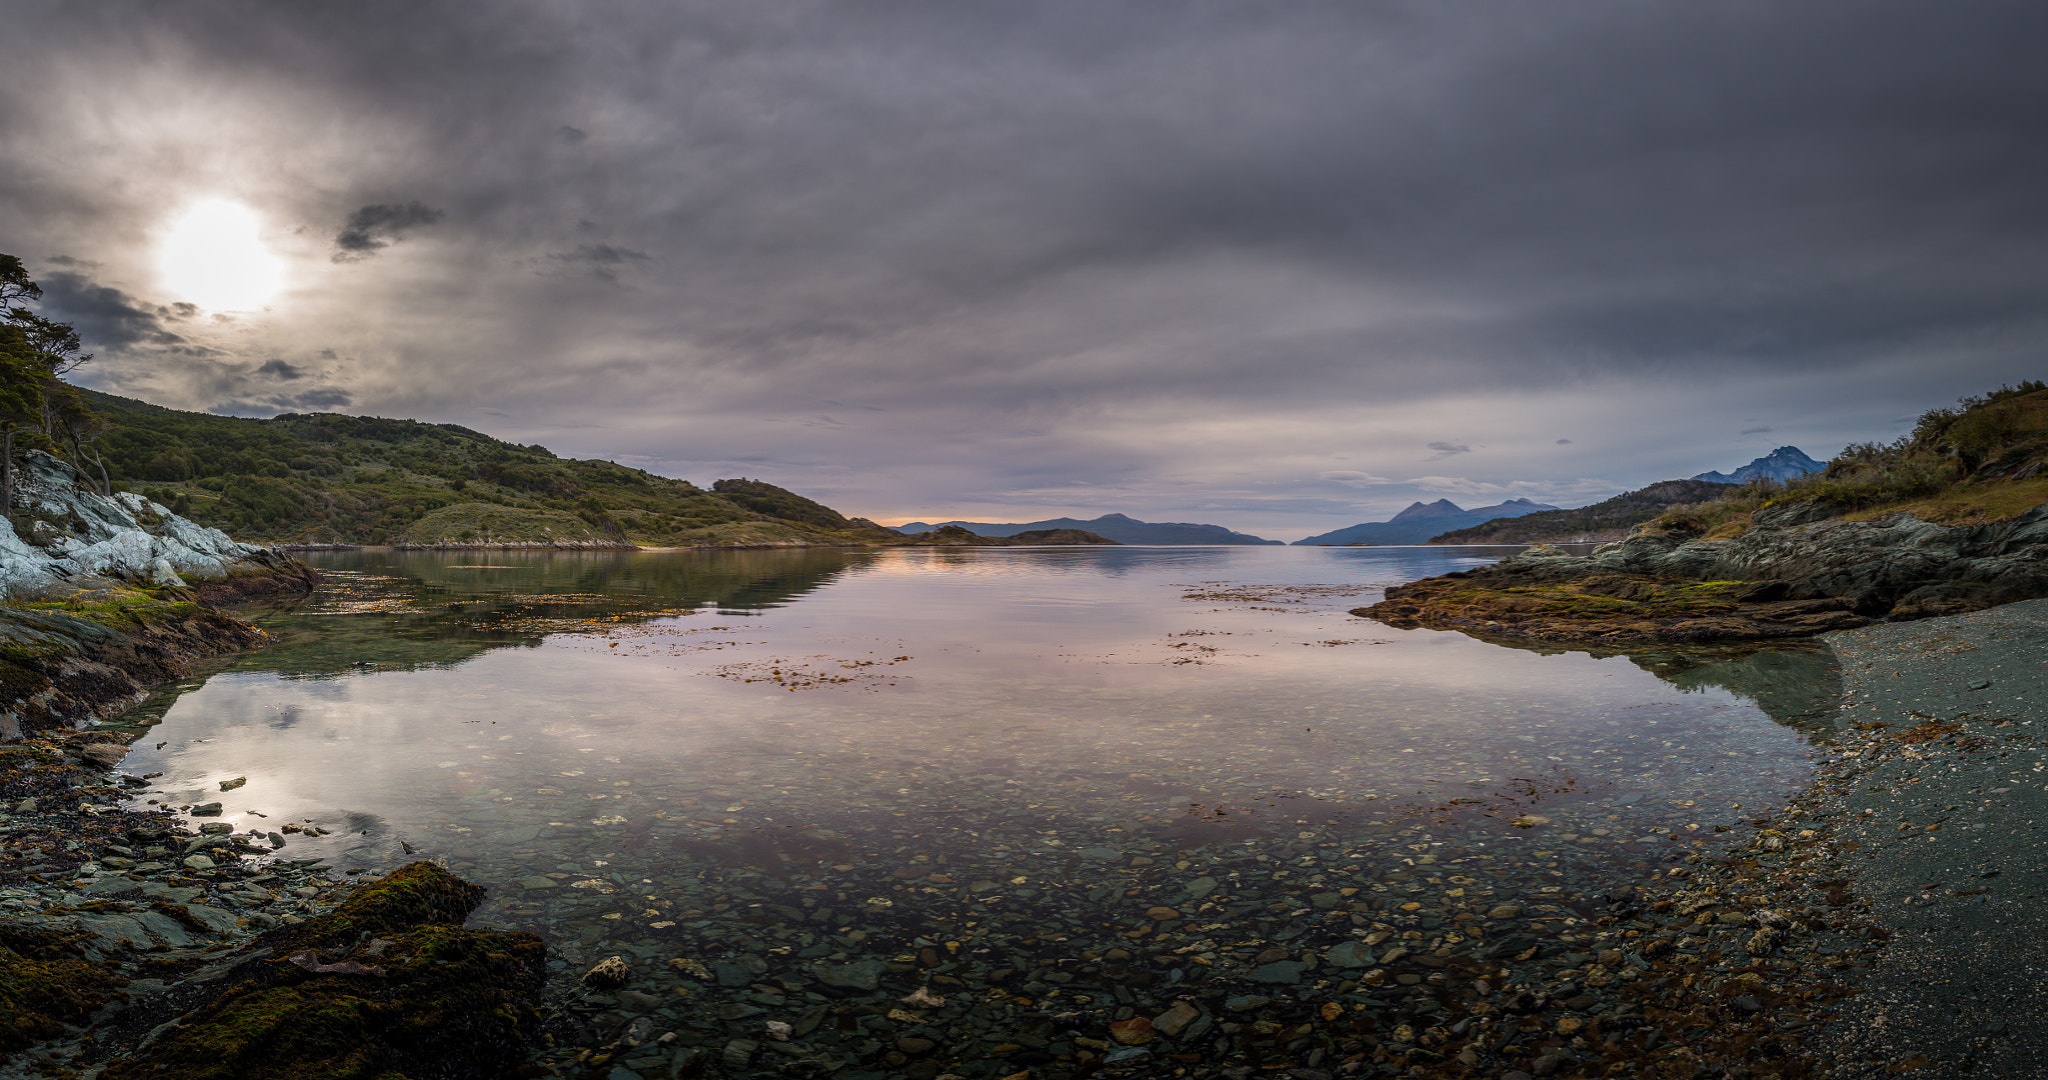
256, 359, 304, 380
6, 1, 2048, 535
333, 202, 444, 261
34, 271, 189, 350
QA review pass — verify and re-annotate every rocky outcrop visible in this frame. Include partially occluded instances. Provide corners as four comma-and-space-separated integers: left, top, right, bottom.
1, 451, 299, 600
0, 451, 317, 740
1357, 501, 2048, 642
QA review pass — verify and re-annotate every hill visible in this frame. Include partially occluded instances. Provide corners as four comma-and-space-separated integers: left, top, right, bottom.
1293, 498, 1559, 546
73, 389, 894, 547
892, 512, 1280, 545
887, 525, 1119, 546
1647, 381, 2048, 539
1425, 480, 1739, 544
1690, 445, 1825, 485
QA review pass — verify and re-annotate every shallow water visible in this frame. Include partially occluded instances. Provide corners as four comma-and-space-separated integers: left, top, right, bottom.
108, 545, 1840, 1066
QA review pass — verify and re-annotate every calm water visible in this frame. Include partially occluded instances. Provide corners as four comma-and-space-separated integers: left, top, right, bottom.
106, 545, 1839, 1060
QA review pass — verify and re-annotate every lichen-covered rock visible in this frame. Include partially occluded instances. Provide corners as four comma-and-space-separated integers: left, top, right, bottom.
100, 862, 543, 1080
1, 450, 298, 601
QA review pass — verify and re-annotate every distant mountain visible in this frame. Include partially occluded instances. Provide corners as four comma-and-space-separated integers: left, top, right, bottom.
1690, 446, 1824, 485
1426, 479, 1740, 545
892, 512, 1282, 545
1293, 498, 1561, 546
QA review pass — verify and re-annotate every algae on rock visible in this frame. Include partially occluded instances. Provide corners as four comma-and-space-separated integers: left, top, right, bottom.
101, 862, 544, 1080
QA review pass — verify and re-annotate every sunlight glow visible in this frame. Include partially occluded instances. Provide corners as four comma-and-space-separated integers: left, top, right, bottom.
159, 198, 284, 311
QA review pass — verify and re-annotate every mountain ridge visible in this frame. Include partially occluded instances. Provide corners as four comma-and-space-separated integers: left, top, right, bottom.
1293, 497, 1560, 546
1690, 445, 1824, 485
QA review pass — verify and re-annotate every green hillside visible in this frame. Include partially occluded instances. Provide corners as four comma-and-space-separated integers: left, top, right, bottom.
77, 389, 893, 547
1426, 479, 1739, 544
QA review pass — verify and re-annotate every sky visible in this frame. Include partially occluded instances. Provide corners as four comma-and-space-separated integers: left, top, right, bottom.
3, 1, 2046, 542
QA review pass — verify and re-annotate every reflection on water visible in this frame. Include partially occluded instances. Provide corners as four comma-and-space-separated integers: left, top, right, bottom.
108, 545, 1841, 1073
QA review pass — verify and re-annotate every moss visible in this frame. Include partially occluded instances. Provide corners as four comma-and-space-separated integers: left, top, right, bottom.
102, 865, 542, 1080
0, 931, 127, 1053
280, 862, 484, 951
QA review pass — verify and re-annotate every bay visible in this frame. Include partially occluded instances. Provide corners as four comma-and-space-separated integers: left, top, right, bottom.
107, 544, 1838, 1071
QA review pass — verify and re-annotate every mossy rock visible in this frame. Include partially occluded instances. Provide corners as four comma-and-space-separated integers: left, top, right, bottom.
279, 861, 485, 951
102, 863, 542, 1080
0, 928, 129, 1052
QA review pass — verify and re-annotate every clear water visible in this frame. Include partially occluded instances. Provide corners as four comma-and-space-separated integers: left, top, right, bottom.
107, 545, 1838, 1036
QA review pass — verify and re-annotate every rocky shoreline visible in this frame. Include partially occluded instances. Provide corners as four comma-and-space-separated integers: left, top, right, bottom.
0, 728, 543, 1079
1359, 501, 2048, 646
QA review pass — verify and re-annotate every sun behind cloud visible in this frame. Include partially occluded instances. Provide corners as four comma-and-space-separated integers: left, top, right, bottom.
158, 198, 283, 312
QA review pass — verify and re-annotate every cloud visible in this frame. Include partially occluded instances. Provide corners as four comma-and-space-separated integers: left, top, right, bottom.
34, 271, 186, 349
255, 359, 304, 380
210, 387, 355, 417
333, 202, 444, 262
1409, 476, 1623, 498
1555, 438, 1572, 445
1740, 426, 1772, 435
545, 243, 653, 284
1319, 470, 1396, 487
1425, 441, 1471, 460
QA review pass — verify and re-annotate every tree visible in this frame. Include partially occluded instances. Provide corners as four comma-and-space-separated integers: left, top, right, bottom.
0, 254, 101, 510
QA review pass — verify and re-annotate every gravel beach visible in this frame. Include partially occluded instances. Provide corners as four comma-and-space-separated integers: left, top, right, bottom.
1810, 600, 2048, 1079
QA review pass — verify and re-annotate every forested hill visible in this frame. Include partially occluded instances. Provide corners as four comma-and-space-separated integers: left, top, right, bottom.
1425, 479, 1740, 545
78, 389, 894, 547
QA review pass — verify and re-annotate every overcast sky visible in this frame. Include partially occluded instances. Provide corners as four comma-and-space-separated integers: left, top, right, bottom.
3, 1, 2045, 540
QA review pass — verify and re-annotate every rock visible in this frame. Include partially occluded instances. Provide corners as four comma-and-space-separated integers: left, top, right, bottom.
100, 855, 137, 869
12, 797, 35, 813
1145, 905, 1181, 921
78, 743, 128, 768
900, 986, 945, 1008
1323, 940, 1375, 968
1487, 903, 1524, 919
181, 854, 215, 871
1224, 995, 1271, 1011
1729, 993, 1765, 1015
817, 958, 886, 990
1532, 1054, 1564, 1077
190, 803, 223, 817
1250, 959, 1308, 984
1109, 1016, 1156, 1045
1154, 1001, 1202, 1036
616, 990, 664, 1011
219, 776, 247, 791
896, 1036, 936, 1054
582, 955, 631, 989
722, 1039, 758, 1070
1183, 875, 1219, 898
198, 822, 234, 835
100, 863, 542, 1080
